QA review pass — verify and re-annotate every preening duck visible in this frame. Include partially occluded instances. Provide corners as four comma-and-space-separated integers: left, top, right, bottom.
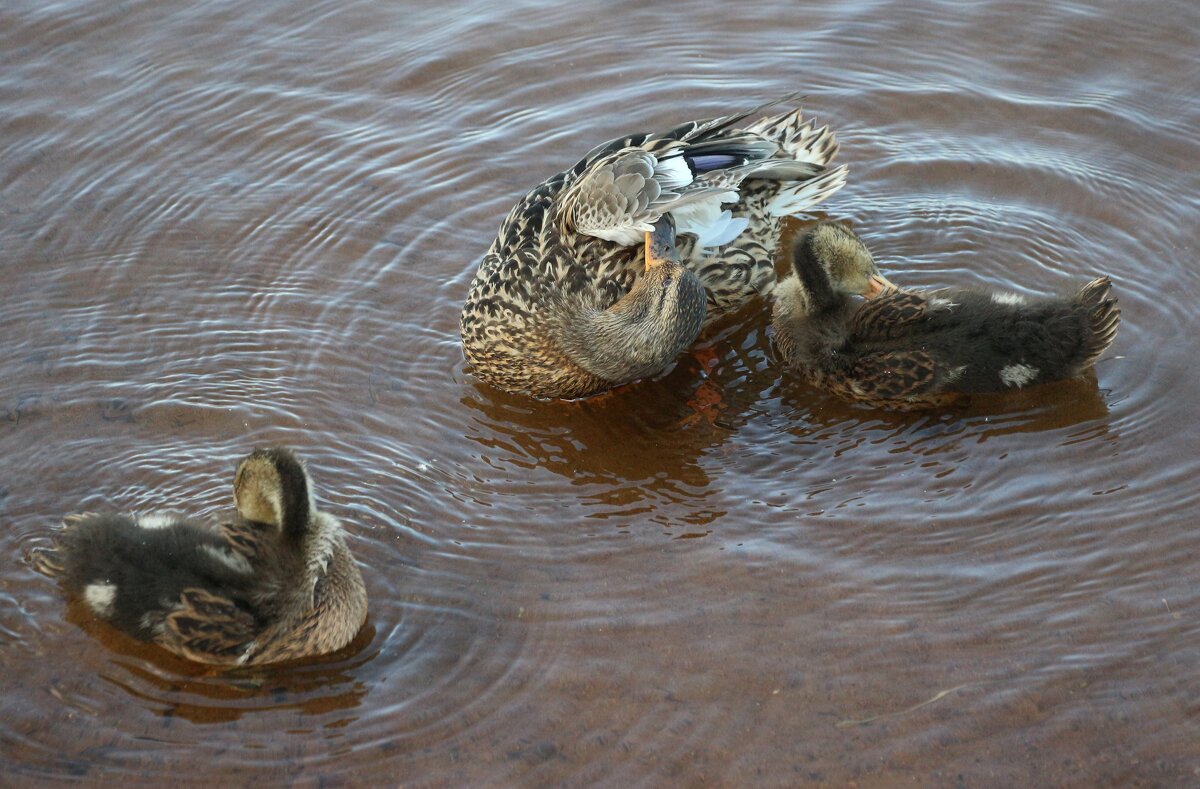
33, 447, 367, 667
461, 96, 846, 399
771, 222, 1121, 410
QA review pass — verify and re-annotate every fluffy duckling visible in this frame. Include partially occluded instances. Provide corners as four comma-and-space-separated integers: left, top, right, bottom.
33, 447, 367, 666
771, 223, 1121, 410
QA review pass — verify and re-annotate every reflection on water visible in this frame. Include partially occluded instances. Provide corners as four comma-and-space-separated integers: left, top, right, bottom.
3, 0, 1200, 784
56, 604, 379, 725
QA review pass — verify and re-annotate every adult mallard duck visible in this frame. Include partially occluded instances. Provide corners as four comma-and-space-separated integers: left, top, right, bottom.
32, 447, 367, 667
771, 222, 1121, 410
460, 96, 847, 399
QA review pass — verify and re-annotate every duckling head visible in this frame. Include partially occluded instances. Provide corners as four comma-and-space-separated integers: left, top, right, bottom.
233, 447, 315, 541
790, 222, 895, 307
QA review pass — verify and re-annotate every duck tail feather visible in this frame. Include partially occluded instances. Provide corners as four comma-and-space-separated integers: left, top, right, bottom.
745, 110, 841, 167
765, 165, 848, 217
683, 92, 808, 142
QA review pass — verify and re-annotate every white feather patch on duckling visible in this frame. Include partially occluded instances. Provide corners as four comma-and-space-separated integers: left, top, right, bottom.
135, 513, 178, 530
1000, 363, 1039, 387
991, 292, 1028, 306
84, 582, 117, 617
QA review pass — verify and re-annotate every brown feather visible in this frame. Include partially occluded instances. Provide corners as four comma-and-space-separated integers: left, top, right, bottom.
163, 588, 257, 665
850, 291, 932, 341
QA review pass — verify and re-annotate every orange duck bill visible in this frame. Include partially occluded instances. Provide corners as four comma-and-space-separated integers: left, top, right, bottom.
862, 274, 897, 299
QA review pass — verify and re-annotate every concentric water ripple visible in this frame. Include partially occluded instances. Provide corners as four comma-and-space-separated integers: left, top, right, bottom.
3, 0, 1200, 785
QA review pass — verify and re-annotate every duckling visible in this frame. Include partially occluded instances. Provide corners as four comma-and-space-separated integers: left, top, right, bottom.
771, 223, 1121, 410
32, 447, 367, 666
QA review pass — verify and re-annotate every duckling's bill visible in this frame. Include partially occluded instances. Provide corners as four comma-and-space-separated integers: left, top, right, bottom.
863, 274, 897, 299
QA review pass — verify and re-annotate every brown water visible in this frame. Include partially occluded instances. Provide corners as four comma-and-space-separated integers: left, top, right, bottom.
3, 0, 1199, 785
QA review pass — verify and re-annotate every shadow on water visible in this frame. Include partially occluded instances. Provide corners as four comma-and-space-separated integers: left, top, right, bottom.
19, 598, 378, 726
783, 366, 1114, 438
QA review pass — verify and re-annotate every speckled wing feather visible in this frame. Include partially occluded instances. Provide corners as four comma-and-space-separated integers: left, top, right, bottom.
841, 349, 942, 407
850, 290, 931, 341
162, 587, 257, 665
219, 520, 265, 563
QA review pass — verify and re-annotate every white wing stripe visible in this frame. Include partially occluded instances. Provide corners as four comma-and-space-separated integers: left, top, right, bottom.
653, 156, 693, 190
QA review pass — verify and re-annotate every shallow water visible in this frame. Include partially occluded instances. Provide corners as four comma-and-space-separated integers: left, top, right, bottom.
3, 0, 1200, 785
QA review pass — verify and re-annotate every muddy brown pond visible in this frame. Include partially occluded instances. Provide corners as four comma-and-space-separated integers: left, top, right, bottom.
3, 0, 1200, 786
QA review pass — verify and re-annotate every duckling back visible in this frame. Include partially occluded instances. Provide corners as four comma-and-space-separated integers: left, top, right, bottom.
908, 277, 1120, 393
34, 512, 264, 658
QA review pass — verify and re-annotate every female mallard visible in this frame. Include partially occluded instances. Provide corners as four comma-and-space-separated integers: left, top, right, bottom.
33, 447, 367, 667
771, 222, 1121, 410
461, 96, 847, 399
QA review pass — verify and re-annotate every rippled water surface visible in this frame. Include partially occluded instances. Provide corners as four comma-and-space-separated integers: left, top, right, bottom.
3, 0, 1200, 785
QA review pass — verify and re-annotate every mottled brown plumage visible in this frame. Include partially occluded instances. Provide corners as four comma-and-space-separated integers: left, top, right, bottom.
32, 448, 367, 667
461, 96, 847, 399
772, 223, 1121, 410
